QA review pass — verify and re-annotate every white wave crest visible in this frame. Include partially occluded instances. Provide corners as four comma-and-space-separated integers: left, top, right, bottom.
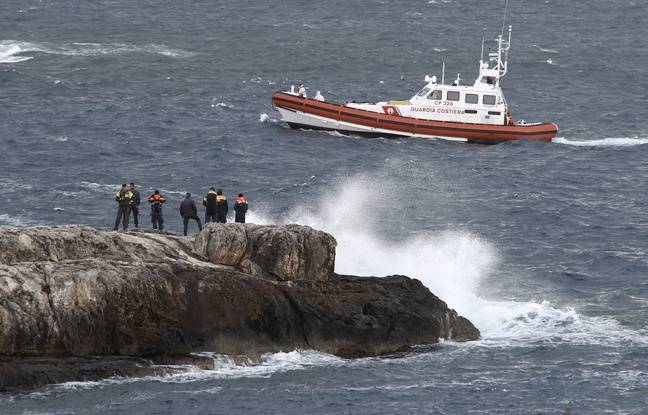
532, 44, 560, 54
212, 102, 233, 109
80, 181, 122, 193
0, 43, 34, 63
0, 213, 32, 227
156, 350, 343, 384
553, 136, 648, 147
39, 350, 343, 393
0, 40, 194, 63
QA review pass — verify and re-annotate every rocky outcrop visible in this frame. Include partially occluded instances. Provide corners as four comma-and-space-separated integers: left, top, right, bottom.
0, 224, 479, 390
193, 223, 336, 281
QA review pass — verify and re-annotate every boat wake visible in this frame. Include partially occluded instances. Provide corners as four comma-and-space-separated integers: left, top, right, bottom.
0, 40, 194, 63
553, 136, 648, 147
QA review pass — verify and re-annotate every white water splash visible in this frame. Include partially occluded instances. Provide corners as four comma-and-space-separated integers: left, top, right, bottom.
252, 174, 648, 347
259, 113, 270, 123
553, 136, 648, 147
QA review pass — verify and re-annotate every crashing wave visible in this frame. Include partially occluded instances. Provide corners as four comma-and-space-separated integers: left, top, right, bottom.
250, 174, 648, 348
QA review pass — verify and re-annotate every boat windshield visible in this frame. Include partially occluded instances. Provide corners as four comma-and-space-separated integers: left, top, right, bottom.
416, 87, 431, 97
428, 90, 442, 100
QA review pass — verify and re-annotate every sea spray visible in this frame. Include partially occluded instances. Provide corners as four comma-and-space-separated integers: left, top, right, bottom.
252, 174, 648, 346
279, 174, 499, 332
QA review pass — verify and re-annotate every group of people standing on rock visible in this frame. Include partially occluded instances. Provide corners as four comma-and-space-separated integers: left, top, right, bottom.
113, 184, 248, 235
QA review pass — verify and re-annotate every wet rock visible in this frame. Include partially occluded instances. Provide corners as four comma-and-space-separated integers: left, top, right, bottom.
0, 224, 478, 390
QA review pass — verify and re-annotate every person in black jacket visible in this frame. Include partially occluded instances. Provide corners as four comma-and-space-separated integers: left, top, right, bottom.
202, 187, 218, 223
179, 192, 202, 236
234, 193, 248, 223
129, 182, 141, 228
215, 189, 228, 223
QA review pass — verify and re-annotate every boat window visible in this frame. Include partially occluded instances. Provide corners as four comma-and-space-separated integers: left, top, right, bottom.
483, 95, 496, 105
447, 91, 460, 101
488, 111, 501, 115
416, 87, 431, 97
427, 90, 442, 100
465, 109, 477, 114
465, 93, 478, 104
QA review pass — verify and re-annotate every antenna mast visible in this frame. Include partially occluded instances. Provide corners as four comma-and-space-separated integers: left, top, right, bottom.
473, 1, 512, 87
501, 0, 509, 37
480, 29, 486, 63
441, 61, 445, 85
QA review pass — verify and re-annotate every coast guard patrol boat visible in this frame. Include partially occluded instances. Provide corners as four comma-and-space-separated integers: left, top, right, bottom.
272, 26, 558, 144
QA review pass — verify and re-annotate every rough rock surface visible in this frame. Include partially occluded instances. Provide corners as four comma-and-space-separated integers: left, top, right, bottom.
0, 224, 479, 390
194, 223, 336, 281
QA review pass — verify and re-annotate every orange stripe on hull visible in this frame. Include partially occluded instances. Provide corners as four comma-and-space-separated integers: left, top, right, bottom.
272, 92, 558, 144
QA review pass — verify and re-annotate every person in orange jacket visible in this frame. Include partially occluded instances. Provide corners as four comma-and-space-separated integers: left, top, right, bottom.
234, 193, 248, 223
148, 190, 167, 231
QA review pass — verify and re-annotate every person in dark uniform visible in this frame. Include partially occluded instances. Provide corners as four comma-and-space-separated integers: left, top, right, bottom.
113, 184, 133, 230
148, 190, 166, 231
234, 193, 248, 223
215, 189, 228, 223
129, 182, 141, 228
202, 187, 218, 223
180, 192, 202, 236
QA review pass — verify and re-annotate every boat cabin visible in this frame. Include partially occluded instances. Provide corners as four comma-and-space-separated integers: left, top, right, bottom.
345, 26, 514, 126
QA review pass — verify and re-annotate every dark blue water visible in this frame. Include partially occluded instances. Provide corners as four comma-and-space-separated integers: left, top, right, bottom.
2, 0, 648, 413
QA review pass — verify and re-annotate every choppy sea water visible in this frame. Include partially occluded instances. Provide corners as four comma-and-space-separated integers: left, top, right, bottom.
2, 0, 648, 413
